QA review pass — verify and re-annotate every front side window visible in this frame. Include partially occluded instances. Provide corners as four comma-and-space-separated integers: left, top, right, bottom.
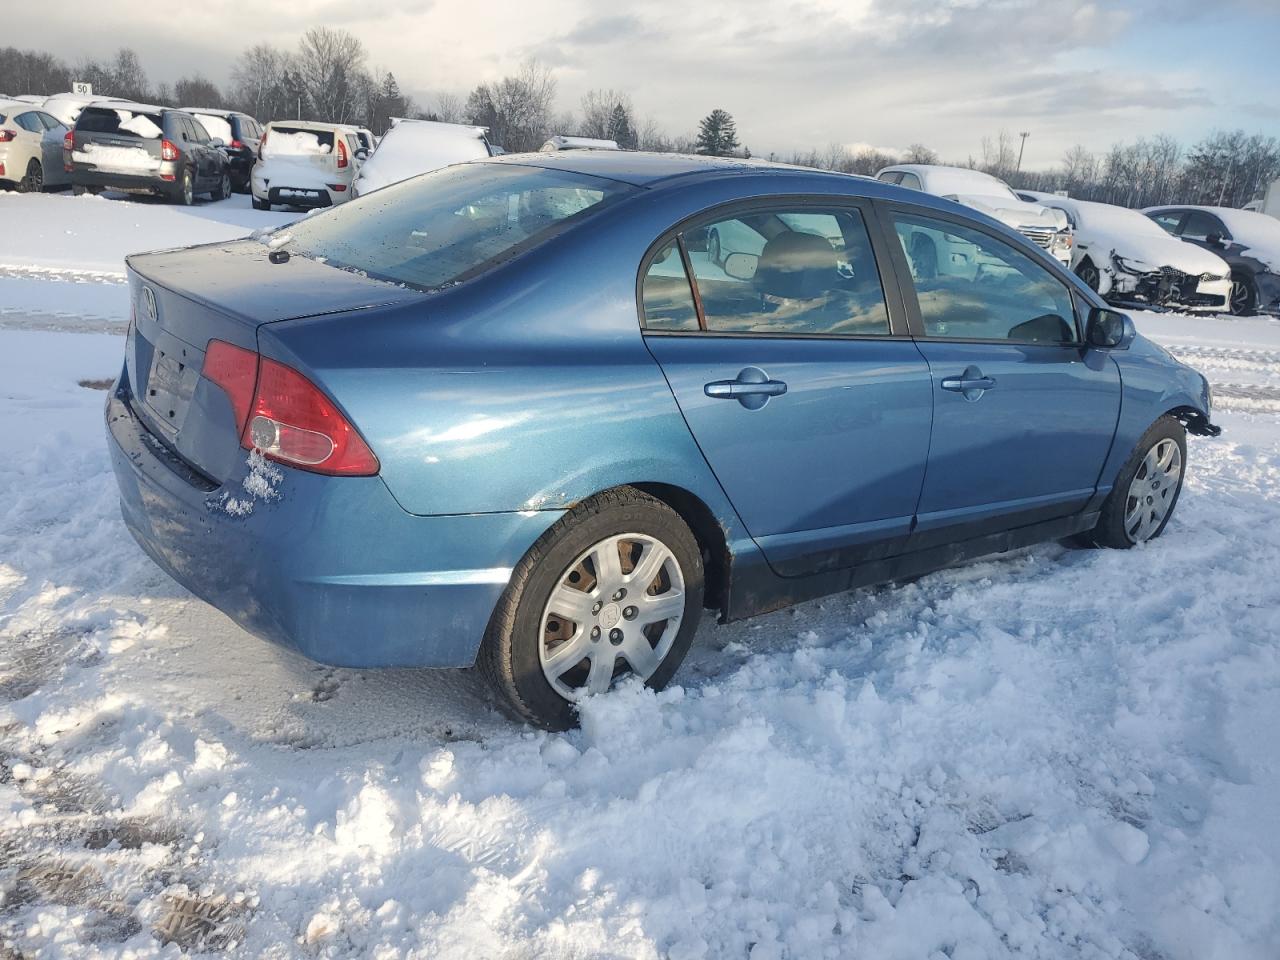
281, 162, 636, 291
892, 212, 1077, 343
1181, 211, 1227, 241
1149, 211, 1183, 235
665, 206, 890, 336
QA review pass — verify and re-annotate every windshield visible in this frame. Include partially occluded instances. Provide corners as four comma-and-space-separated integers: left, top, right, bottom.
280, 162, 637, 291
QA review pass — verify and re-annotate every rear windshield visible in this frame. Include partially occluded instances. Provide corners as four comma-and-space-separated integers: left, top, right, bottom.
264, 126, 334, 157
77, 107, 164, 138
278, 162, 636, 291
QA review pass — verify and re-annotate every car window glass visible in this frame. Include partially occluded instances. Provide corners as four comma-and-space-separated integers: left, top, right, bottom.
190, 119, 211, 143
878, 171, 902, 185
641, 242, 700, 331
1181, 211, 1227, 241
898, 172, 922, 191
1149, 211, 1183, 234
15, 112, 43, 133
283, 163, 636, 292
892, 212, 1077, 343
681, 206, 891, 336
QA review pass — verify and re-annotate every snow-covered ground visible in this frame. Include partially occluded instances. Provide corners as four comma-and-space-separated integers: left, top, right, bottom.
2, 190, 1279, 958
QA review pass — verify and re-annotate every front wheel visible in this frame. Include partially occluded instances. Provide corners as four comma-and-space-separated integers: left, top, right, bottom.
1075, 258, 1101, 292
480, 488, 704, 730
1229, 272, 1258, 316
251, 196, 271, 211
1082, 416, 1186, 549
211, 171, 231, 201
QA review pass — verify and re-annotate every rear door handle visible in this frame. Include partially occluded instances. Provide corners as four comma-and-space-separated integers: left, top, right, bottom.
940, 365, 996, 401
704, 367, 788, 409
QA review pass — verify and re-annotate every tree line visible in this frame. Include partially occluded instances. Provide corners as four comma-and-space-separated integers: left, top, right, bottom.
2, 37, 1277, 208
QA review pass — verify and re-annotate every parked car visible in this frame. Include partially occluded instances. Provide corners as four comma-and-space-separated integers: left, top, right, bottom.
67, 103, 231, 204
877, 164, 1073, 267
540, 135, 620, 152
107, 153, 1217, 729
350, 119, 491, 197
0, 98, 70, 192
42, 93, 102, 127
183, 108, 263, 193
250, 120, 363, 210
1017, 193, 1232, 313
1144, 205, 1280, 317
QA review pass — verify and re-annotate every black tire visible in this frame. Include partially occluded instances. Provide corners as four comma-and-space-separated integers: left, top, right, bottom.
480, 487, 704, 730
17, 159, 43, 194
1080, 416, 1186, 549
211, 170, 231, 201
1229, 272, 1258, 316
252, 196, 271, 211
172, 169, 194, 206
72, 184, 101, 197
1075, 258, 1101, 292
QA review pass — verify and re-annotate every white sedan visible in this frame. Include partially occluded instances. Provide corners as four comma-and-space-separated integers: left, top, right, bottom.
1023, 193, 1232, 313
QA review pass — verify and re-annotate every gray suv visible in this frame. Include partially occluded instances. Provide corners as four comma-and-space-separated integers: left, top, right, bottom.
67, 103, 231, 205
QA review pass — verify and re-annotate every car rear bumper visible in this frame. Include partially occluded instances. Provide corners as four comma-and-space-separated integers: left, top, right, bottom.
70, 169, 172, 194
106, 375, 562, 668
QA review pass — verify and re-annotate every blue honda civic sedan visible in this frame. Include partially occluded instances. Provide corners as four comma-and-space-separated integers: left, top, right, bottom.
107, 151, 1218, 728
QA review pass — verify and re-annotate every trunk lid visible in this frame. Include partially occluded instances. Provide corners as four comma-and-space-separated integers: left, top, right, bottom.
124, 240, 423, 483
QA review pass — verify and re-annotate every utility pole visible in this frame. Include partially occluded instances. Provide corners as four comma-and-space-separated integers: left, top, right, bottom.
1016, 131, 1030, 173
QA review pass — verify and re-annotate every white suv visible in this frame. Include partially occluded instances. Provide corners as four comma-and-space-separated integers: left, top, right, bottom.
877, 164, 1073, 267
250, 121, 367, 211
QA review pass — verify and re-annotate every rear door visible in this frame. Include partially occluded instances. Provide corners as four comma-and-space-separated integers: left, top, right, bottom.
640, 200, 934, 576
882, 205, 1121, 545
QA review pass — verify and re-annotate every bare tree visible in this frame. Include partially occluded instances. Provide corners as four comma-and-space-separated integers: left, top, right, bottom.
173, 75, 222, 109
465, 60, 556, 152
903, 143, 938, 164
296, 27, 368, 124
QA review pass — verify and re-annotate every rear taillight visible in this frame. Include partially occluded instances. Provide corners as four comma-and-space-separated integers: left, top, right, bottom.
257, 129, 267, 159
160, 139, 179, 161
0, 130, 16, 142
201, 341, 378, 477
327, 183, 347, 192
336, 138, 348, 169
230, 139, 243, 150
63, 130, 74, 151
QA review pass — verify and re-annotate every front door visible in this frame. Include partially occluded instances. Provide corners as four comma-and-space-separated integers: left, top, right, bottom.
884, 207, 1121, 544
640, 202, 934, 576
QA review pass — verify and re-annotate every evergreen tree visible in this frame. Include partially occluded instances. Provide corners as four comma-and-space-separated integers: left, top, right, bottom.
695, 109, 739, 157
606, 102, 637, 149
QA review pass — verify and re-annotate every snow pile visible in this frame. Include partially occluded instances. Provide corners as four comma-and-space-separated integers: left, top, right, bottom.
0, 312, 1279, 956
189, 112, 233, 145
71, 143, 160, 174
117, 113, 163, 139
264, 131, 333, 158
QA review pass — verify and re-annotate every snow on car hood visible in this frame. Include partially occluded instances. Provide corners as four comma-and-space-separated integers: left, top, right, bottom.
951, 194, 1065, 232
1087, 227, 1230, 277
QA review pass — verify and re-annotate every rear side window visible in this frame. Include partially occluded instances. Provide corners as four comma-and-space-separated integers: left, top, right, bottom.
15, 112, 43, 133
76, 107, 164, 138
641, 243, 700, 331
898, 172, 922, 190
648, 206, 891, 336
892, 212, 1077, 343
281, 163, 636, 291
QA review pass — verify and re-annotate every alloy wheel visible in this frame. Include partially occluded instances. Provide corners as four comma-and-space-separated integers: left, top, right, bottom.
183, 172, 193, 205
1077, 261, 1100, 291
1229, 276, 1254, 316
539, 532, 685, 701
1124, 438, 1182, 543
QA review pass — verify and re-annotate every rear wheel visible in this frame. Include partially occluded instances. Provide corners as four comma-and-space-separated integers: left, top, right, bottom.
172, 169, 194, 206
211, 170, 231, 201
72, 184, 101, 197
1229, 272, 1258, 316
480, 487, 704, 730
1081, 416, 1186, 549
17, 159, 43, 193
252, 196, 271, 211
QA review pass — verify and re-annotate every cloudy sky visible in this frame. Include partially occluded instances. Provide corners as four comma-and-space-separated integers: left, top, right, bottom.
10, 0, 1280, 168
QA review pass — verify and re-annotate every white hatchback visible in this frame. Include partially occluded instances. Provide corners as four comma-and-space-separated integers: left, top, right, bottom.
250, 121, 366, 211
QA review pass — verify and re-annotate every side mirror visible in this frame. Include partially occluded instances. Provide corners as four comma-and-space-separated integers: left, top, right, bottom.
355, 147, 370, 161
1205, 231, 1226, 248
1086, 307, 1131, 348
723, 252, 759, 281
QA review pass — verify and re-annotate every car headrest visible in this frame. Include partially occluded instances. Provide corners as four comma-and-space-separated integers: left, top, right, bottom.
754, 232, 837, 300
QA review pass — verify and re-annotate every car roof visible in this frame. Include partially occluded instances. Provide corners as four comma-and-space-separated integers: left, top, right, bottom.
265, 119, 355, 132
486, 149, 864, 188
183, 107, 243, 118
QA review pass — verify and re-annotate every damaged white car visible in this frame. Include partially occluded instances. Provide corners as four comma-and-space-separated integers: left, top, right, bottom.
1025, 194, 1232, 313
876, 164, 1072, 267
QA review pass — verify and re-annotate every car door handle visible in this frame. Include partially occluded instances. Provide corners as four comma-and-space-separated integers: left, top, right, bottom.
940, 376, 996, 392
704, 367, 787, 409
940, 366, 996, 401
